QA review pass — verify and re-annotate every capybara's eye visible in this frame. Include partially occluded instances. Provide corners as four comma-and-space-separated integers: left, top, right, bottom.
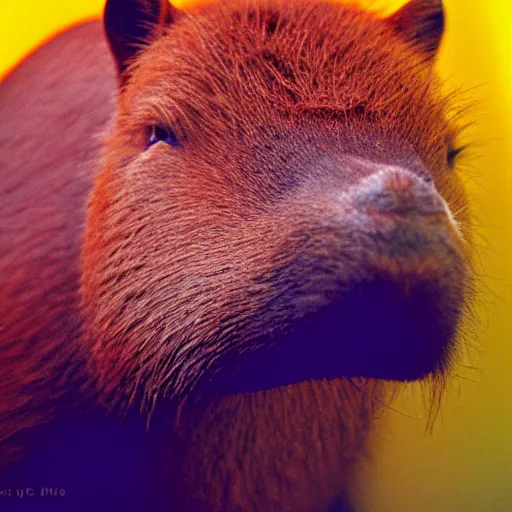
147, 125, 179, 148
447, 145, 464, 169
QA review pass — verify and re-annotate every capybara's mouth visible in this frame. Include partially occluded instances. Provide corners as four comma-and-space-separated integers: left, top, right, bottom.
203, 280, 456, 395
199, 217, 465, 396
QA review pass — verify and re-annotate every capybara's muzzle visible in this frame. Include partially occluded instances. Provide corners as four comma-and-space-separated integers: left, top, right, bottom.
200, 164, 467, 395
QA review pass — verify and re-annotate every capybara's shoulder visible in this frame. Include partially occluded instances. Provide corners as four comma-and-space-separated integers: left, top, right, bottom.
0, 20, 115, 335
0, 20, 116, 467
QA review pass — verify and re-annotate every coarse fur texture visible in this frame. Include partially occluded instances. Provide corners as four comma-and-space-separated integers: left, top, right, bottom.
85, 0, 471, 409
0, 1, 475, 511
0, 20, 114, 468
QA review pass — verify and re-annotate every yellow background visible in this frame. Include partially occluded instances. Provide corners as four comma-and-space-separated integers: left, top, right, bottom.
1, 1, 511, 511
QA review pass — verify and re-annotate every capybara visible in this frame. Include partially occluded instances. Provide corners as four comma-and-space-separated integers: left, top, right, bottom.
0, 0, 474, 511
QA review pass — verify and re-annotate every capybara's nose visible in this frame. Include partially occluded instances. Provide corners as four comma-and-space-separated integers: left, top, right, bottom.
352, 167, 446, 217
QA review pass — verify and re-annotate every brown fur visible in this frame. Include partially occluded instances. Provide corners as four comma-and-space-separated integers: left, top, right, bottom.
0, 1, 474, 511
0, 20, 115, 465
84, 0, 470, 408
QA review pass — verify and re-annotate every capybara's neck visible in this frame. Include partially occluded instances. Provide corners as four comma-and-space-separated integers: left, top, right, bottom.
164, 378, 381, 512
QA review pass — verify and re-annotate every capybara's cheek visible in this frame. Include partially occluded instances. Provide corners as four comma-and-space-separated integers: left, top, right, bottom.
80, 165, 280, 406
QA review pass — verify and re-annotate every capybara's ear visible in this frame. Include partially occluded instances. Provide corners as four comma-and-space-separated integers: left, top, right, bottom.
386, 0, 445, 61
104, 0, 180, 74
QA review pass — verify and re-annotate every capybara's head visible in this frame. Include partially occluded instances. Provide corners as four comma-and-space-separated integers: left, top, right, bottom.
82, 0, 472, 405
81, 2, 472, 506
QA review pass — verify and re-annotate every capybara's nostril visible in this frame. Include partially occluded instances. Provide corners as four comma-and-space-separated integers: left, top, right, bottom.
352, 167, 446, 217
